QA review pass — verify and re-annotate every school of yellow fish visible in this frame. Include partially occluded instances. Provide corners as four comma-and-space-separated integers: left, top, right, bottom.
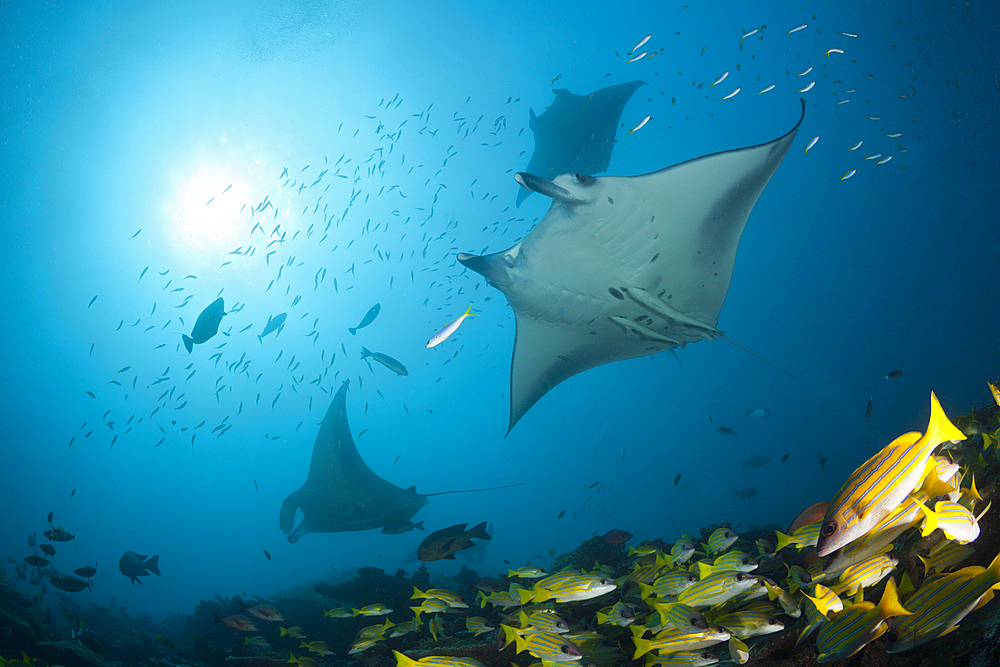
254, 386, 1000, 667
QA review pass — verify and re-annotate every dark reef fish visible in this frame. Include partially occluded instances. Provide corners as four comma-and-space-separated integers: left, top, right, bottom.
182, 297, 225, 353
418, 522, 491, 561
118, 551, 160, 584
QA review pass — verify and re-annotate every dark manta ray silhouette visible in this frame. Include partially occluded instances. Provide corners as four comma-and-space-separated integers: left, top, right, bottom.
279, 381, 522, 542
517, 80, 646, 207
461, 100, 806, 433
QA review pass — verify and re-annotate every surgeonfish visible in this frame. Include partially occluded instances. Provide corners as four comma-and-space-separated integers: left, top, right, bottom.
183, 298, 225, 353
816, 392, 965, 557
426, 305, 478, 348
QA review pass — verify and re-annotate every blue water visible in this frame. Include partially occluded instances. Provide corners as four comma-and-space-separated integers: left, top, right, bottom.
1, 0, 997, 622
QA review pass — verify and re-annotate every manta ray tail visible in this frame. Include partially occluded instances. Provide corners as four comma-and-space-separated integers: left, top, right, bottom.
422, 482, 525, 497
719, 335, 797, 379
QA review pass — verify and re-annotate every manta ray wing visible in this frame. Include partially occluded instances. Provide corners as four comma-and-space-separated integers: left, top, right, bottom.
461, 100, 805, 432
279, 381, 427, 541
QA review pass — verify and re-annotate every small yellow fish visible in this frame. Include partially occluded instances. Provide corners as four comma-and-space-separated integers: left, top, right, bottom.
758, 84, 776, 95
720, 87, 741, 101
798, 81, 816, 93
788, 24, 808, 34
841, 169, 857, 181
804, 136, 819, 154
712, 71, 729, 87
824, 48, 845, 57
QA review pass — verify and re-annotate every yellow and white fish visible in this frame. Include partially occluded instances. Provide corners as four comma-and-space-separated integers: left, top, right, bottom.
426, 305, 478, 348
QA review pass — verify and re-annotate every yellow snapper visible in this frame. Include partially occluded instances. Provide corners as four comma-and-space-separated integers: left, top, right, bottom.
411, 586, 468, 608
522, 572, 616, 604
323, 607, 353, 618
508, 566, 549, 578
918, 499, 989, 544
677, 571, 759, 608
595, 601, 636, 627
643, 651, 719, 667
703, 528, 739, 555
885, 551, 1000, 653
513, 631, 582, 662
830, 553, 898, 596
463, 616, 492, 635
631, 626, 731, 659
816, 392, 965, 557
393, 651, 486, 667
919, 538, 976, 575
774, 522, 821, 551
814, 577, 910, 663
352, 603, 393, 617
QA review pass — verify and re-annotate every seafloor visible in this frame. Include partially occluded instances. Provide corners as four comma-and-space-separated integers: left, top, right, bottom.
3, 402, 999, 667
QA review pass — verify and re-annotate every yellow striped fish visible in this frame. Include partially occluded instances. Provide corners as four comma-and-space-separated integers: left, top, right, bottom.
522, 572, 617, 604
918, 499, 989, 544
517, 610, 570, 634
650, 601, 709, 632
669, 539, 697, 564
512, 630, 582, 661
595, 601, 636, 627
775, 522, 821, 551
393, 651, 486, 667
638, 570, 700, 599
507, 566, 548, 578
478, 590, 519, 608
816, 392, 965, 557
643, 651, 718, 666
709, 602, 785, 638
885, 551, 1000, 653
762, 580, 802, 618
631, 626, 731, 658
830, 553, 898, 596
411, 586, 468, 608
678, 571, 759, 608
695, 551, 757, 578
464, 616, 493, 636
919, 538, 976, 575
814, 577, 910, 663
703, 527, 739, 555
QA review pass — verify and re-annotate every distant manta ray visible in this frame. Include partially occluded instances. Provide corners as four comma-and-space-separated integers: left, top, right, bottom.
460, 100, 805, 433
517, 81, 646, 207
279, 381, 522, 542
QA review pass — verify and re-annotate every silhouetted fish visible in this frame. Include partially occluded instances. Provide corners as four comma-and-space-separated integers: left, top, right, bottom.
183, 298, 225, 353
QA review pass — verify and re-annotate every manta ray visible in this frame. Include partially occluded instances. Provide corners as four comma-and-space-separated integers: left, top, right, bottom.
517, 81, 646, 207
280, 381, 521, 542
460, 100, 805, 433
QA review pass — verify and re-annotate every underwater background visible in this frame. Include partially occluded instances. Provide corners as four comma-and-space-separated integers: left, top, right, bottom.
2, 0, 1000, 664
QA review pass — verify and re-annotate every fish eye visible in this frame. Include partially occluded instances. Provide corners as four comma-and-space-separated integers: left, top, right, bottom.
561, 645, 571, 654
887, 630, 898, 643
735, 573, 746, 581
821, 521, 837, 537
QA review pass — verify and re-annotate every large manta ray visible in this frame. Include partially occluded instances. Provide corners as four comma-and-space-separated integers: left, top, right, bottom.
279, 381, 427, 542
517, 81, 646, 207
280, 381, 522, 541
460, 100, 806, 433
